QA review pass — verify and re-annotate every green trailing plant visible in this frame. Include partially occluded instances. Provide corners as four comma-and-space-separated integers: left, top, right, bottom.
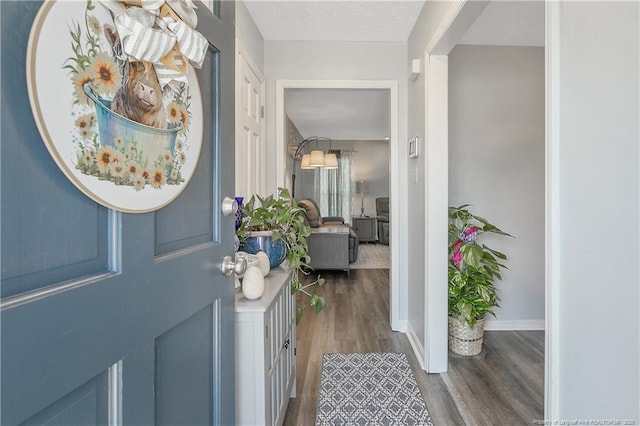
448, 205, 513, 328
237, 187, 325, 323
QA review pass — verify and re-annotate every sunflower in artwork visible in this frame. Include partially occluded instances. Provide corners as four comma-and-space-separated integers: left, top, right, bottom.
109, 150, 123, 165
167, 102, 181, 124
177, 105, 190, 131
126, 160, 140, 177
72, 69, 94, 105
90, 52, 121, 96
75, 113, 95, 131
96, 146, 114, 173
140, 167, 151, 183
150, 168, 165, 189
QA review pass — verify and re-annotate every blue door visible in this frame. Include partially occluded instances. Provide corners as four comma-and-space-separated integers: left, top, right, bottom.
1, 1, 237, 424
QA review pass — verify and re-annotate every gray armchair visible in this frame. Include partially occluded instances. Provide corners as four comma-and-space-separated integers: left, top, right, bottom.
298, 199, 359, 268
376, 197, 389, 245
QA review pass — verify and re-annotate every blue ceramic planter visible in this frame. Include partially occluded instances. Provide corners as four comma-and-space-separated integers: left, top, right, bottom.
239, 232, 287, 268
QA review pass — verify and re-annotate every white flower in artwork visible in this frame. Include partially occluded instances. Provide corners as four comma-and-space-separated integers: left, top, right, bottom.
133, 175, 146, 192
109, 162, 125, 177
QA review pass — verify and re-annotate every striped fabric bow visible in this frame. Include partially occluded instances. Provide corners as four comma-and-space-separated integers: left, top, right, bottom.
100, 0, 208, 90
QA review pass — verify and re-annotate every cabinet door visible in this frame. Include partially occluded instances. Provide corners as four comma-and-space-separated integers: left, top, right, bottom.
266, 279, 296, 426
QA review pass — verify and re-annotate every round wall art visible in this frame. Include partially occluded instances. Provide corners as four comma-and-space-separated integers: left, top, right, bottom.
27, 0, 204, 213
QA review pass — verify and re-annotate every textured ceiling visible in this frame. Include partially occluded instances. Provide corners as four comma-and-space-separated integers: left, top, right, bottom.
261, 1, 543, 141
286, 89, 390, 140
459, 0, 544, 47
243, 1, 426, 42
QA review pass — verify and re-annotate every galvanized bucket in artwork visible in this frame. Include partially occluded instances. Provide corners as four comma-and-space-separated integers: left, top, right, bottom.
83, 83, 182, 163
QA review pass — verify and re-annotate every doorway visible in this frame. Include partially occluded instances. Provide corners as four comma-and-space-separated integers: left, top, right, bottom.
421, 0, 547, 413
275, 80, 403, 331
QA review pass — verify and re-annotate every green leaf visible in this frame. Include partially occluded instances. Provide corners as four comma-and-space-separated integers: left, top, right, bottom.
461, 244, 483, 268
237, 188, 324, 323
485, 246, 507, 260
448, 204, 511, 327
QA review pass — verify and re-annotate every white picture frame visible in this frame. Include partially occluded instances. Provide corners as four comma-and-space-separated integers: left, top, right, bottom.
409, 136, 420, 159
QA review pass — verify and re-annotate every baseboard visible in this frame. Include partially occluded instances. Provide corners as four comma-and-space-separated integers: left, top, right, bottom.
393, 319, 407, 333
484, 319, 545, 331
405, 321, 426, 371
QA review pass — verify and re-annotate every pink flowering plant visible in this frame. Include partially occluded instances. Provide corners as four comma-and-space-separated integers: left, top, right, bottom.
448, 205, 512, 328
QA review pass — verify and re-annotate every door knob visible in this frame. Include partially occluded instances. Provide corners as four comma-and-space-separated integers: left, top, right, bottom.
221, 197, 238, 216
221, 254, 247, 277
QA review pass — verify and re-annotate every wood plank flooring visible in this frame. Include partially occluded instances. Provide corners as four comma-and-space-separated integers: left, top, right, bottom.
284, 269, 544, 425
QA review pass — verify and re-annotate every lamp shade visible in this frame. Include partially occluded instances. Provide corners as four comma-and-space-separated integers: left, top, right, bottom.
300, 154, 314, 169
356, 180, 369, 194
309, 150, 325, 167
324, 153, 338, 169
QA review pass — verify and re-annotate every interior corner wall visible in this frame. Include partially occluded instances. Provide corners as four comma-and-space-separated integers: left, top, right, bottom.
553, 1, 639, 419
448, 45, 545, 327
406, 0, 455, 368
236, 1, 264, 71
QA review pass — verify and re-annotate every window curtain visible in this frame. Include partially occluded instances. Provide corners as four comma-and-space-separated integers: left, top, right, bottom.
314, 151, 355, 223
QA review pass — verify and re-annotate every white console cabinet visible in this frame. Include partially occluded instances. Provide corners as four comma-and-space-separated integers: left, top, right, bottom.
235, 266, 296, 426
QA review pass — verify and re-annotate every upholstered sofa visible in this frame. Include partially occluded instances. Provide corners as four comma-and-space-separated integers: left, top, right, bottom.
298, 199, 359, 270
376, 197, 389, 245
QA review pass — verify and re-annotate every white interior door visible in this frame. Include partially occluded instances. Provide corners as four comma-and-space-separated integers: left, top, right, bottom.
236, 41, 266, 197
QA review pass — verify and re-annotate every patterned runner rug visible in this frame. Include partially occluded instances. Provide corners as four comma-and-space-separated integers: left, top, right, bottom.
316, 352, 433, 425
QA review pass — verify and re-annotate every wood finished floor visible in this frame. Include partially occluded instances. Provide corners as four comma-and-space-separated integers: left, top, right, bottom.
284, 269, 544, 425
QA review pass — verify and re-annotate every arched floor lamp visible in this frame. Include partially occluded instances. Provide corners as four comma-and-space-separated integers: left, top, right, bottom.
291, 136, 338, 198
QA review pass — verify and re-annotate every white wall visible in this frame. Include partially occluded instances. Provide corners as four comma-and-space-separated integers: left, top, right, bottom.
236, 1, 264, 71
448, 45, 545, 328
353, 140, 390, 217
551, 1, 639, 419
264, 41, 407, 195
407, 0, 455, 371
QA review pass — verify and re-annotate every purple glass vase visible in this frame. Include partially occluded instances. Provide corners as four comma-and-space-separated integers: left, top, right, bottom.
234, 197, 244, 231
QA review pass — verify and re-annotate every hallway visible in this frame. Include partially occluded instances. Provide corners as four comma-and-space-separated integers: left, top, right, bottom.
284, 269, 543, 425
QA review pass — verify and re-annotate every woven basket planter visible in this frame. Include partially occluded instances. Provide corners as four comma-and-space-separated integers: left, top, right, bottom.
448, 316, 486, 356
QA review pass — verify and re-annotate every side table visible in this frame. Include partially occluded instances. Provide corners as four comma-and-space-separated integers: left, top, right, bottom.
352, 216, 378, 243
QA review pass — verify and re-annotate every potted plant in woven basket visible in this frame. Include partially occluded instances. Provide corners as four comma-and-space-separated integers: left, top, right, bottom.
237, 187, 325, 323
448, 205, 512, 356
